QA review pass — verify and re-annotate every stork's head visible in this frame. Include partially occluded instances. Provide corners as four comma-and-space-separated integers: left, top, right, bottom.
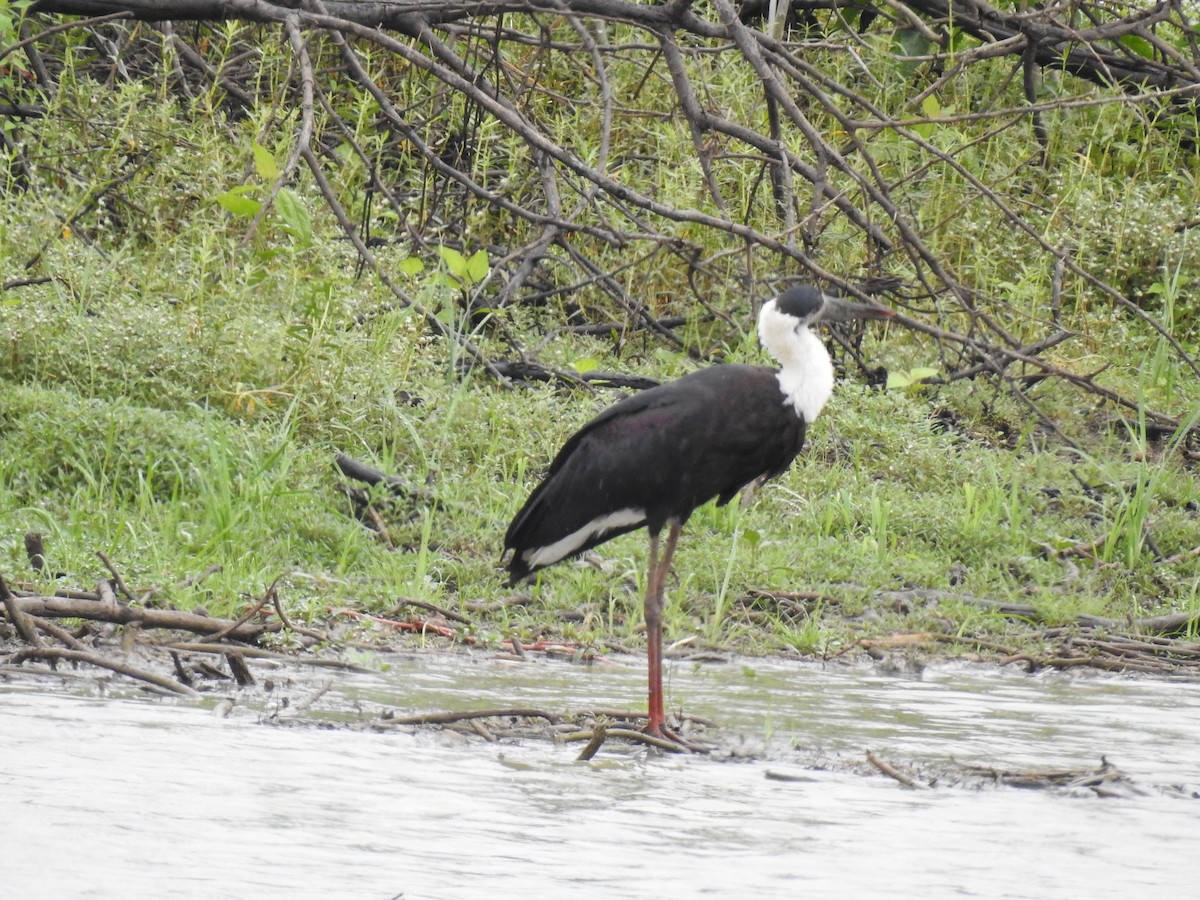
758, 285, 893, 422
761, 285, 894, 337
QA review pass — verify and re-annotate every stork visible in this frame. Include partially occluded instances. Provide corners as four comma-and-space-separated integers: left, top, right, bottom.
504, 285, 892, 739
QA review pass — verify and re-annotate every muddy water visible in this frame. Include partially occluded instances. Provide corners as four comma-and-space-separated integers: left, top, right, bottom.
4, 655, 1198, 899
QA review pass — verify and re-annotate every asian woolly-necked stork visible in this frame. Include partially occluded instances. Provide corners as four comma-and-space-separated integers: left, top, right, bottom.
503, 285, 892, 738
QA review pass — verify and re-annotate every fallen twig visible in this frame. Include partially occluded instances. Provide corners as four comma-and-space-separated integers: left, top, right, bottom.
393, 597, 471, 625
469, 718, 497, 741
33, 617, 89, 650
96, 551, 136, 601
557, 726, 690, 753
960, 758, 1129, 792
8, 646, 200, 698
225, 652, 255, 686
332, 607, 461, 639
1, 575, 45, 650
205, 578, 281, 643
382, 707, 565, 726
272, 678, 335, 720
1158, 544, 1200, 567
13, 594, 274, 642
464, 595, 532, 613
576, 723, 608, 760
180, 564, 223, 587
508, 634, 528, 659
867, 750, 926, 788
169, 650, 193, 686
164, 642, 374, 672
883, 588, 1200, 636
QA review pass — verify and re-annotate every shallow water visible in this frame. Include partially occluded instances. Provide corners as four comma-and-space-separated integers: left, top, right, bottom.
4, 653, 1198, 899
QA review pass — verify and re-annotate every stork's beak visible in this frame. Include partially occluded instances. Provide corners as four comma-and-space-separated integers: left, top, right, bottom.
816, 294, 894, 323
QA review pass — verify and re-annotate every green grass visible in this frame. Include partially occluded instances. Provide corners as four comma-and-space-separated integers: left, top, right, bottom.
2, 25, 1199, 660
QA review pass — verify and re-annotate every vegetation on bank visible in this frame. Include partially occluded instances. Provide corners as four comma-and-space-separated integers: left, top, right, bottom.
2, 9, 1199, 662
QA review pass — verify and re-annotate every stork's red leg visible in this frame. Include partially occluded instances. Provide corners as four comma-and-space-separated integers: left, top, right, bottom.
643, 519, 682, 738
643, 531, 663, 735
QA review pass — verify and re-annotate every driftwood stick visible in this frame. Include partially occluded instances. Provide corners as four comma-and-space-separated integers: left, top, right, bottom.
204, 578, 280, 643
879, 588, 1200, 636
9, 646, 200, 698
33, 616, 90, 650
120, 621, 140, 655
364, 504, 395, 548
394, 597, 471, 625
96, 551, 136, 601
169, 650, 194, 686
508, 634, 528, 659
468, 718, 497, 741
557, 726, 690, 753
164, 642, 374, 671
382, 707, 566, 726
576, 723, 608, 761
1159, 544, 1200, 566
867, 750, 926, 788
180, 564, 223, 587
270, 589, 324, 641
97, 579, 118, 610
14, 595, 273, 641
12, 587, 103, 601
464, 595, 532, 613
335, 453, 413, 495
225, 652, 256, 686
289, 678, 334, 715
272, 678, 337, 721
1, 575, 45, 649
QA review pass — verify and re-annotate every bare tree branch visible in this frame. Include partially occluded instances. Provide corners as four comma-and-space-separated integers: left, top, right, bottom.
12, 0, 1200, 436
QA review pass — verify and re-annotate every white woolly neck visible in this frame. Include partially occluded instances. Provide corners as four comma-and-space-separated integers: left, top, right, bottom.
757, 299, 835, 424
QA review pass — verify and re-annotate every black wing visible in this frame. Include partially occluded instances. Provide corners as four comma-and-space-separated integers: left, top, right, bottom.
504, 364, 806, 582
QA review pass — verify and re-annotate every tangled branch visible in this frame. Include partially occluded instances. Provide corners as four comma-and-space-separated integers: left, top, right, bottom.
13, 0, 1200, 434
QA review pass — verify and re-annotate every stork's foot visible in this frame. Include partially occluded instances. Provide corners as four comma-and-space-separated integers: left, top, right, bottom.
640, 720, 703, 753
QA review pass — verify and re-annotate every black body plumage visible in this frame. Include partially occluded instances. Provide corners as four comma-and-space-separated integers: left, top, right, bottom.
504, 363, 806, 583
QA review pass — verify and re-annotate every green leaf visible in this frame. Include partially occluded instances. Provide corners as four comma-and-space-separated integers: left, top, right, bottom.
216, 185, 262, 218
946, 27, 973, 54
252, 140, 280, 180
466, 249, 490, 283
275, 188, 312, 245
835, 7, 861, 33
437, 245, 468, 280
1118, 34, 1155, 60
912, 95, 940, 139
397, 257, 425, 276
0, 1, 32, 42
888, 366, 939, 391
894, 28, 934, 59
